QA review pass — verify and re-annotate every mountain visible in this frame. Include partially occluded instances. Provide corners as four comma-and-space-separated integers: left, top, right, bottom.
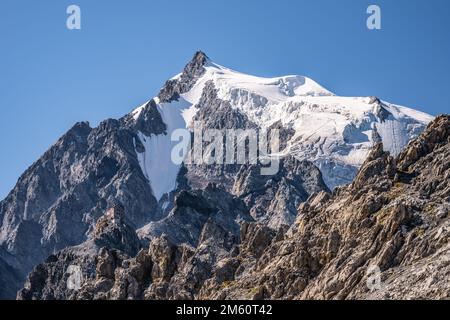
18, 115, 450, 300
0, 51, 434, 299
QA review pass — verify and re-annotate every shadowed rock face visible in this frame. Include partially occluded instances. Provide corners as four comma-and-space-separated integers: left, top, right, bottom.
233, 157, 330, 228
158, 51, 209, 103
0, 249, 21, 300
0, 117, 161, 297
16, 115, 450, 300
16, 202, 144, 300
137, 183, 254, 247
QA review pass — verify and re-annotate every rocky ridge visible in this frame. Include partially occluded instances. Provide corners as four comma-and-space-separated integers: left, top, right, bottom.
17, 115, 450, 300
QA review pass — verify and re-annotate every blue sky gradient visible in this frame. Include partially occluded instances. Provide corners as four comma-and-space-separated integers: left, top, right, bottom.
0, 0, 449, 199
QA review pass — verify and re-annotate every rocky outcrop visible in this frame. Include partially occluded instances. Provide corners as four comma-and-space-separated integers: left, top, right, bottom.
198, 115, 450, 300
138, 183, 253, 247
158, 51, 209, 103
93, 202, 141, 257
0, 249, 21, 300
125, 99, 167, 137
233, 157, 330, 228
17, 202, 144, 300
397, 114, 450, 171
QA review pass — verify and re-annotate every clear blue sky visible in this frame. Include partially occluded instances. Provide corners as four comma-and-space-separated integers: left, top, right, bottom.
0, 0, 449, 199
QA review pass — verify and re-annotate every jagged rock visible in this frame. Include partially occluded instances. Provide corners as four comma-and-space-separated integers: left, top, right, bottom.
138, 184, 253, 247
193, 80, 257, 131
233, 157, 329, 228
397, 115, 450, 171
352, 142, 396, 190
195, 115, 450, 300
240, 222, 276, 258
158, 51, 208, 102
17, 205, 144, 300
149, 235, 180, 283
0, 249, 22, 299
129, 99, 167, 137
93, 203, 141, 256
0, 118, 160, 296
96, 248, 119, 280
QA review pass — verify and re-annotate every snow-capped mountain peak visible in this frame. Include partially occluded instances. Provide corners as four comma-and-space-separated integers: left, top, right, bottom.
131, 52, 434, 198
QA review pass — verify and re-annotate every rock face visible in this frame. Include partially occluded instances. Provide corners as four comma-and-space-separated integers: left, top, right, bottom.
138, 183, 254, 247
198, 115, 450, 300
0, 117, 161, 296
93, 202, 141, 257
0, 249, 21, 300
17, 201, 144, 300
233, 157, 330, 228
16, 115, 450, 300
158, 51, 208, 103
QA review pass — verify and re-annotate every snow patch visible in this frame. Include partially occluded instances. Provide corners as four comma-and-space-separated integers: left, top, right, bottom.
131, 101, 150, 120
136, 98, 191, 201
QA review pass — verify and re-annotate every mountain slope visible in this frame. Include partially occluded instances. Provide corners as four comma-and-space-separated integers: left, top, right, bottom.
0, 248, 21, 299
0, 119, 161, 295
200, 115, 450, 299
